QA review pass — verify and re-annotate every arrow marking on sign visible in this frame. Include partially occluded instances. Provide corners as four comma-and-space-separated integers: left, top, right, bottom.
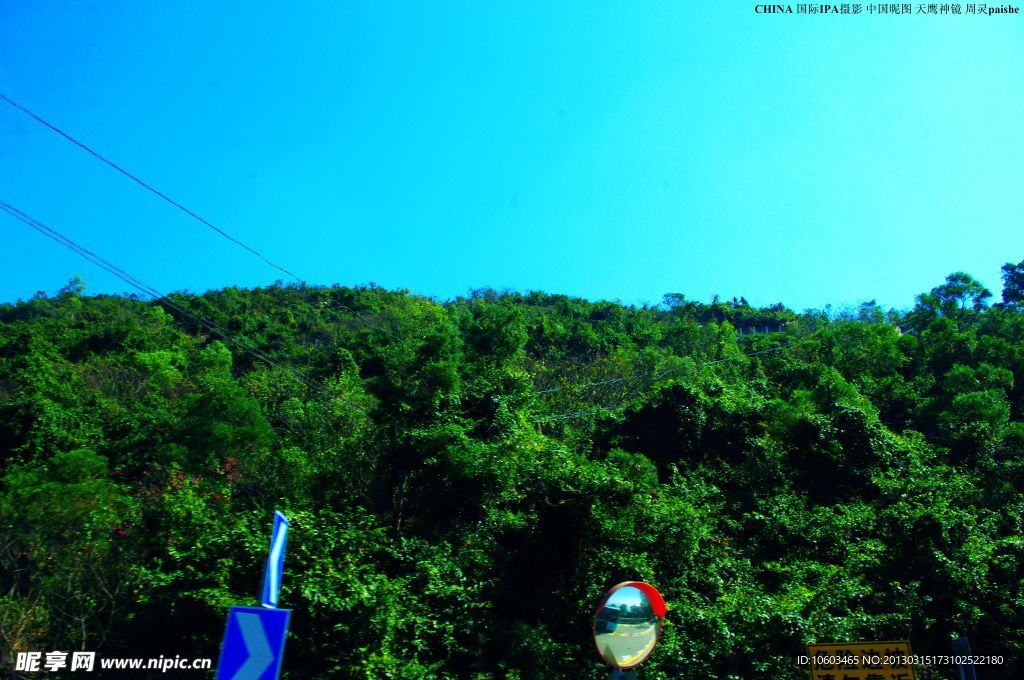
232, 613, 274, 680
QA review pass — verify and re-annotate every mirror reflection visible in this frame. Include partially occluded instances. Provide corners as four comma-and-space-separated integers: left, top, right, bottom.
593, 585, 659, 668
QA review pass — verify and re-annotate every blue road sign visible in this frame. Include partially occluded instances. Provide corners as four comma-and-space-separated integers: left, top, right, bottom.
215, 606, 290, 680
260, 511, 289, 608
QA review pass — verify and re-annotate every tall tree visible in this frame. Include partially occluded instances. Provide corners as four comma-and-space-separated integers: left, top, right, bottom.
913, 271, 992, 327
1001, 259, 1024, 305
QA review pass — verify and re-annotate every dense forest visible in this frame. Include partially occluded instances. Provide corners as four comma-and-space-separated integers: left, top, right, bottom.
2, 264, 1024, 679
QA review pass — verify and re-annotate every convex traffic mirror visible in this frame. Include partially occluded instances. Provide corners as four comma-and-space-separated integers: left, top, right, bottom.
592, 581, 666, 673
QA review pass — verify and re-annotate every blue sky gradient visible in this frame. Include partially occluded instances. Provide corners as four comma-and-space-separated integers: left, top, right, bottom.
1, 3, 1022, 310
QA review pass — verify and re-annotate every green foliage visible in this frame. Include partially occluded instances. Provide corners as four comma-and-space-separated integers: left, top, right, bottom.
1, 449, 139, 652
913, 272, 992, 328
1001, 259, 1024, 306
1, 274, 1023, 678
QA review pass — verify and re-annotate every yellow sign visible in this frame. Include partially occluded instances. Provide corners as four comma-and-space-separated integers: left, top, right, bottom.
805, 641, 917, 680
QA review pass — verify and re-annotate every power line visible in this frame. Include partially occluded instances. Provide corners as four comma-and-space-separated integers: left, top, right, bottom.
534, 316, 922, 424
0, 199, 311, 388
537, 375, 636, 394
0, 199, 324, 394
0, 91, 302, 284
533, 341, 797, 423
536, 341, 795, 396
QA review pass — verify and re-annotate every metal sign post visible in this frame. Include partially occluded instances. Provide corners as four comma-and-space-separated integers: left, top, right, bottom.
216, 511, 292, 680
952, 637, 977, 680
260, 511, 289, 608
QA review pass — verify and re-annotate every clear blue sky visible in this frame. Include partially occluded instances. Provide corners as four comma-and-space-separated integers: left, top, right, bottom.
1, 3, 1022, 310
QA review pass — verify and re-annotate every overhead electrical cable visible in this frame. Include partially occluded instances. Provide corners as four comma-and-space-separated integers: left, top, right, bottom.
0, 199, 323, 393
536, 339, 797, 395
533, 341, 797, 423
0, 91, 302, 284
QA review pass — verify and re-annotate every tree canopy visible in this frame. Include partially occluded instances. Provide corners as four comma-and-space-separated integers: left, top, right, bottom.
2, 273, 1023, 679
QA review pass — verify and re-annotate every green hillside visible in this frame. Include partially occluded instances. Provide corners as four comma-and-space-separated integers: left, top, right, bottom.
3, 266, 1024, 679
